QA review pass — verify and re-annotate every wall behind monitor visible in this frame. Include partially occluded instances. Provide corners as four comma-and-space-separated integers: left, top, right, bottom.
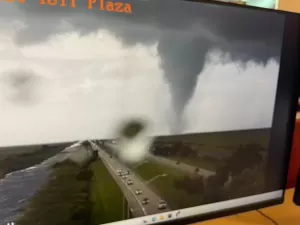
279, 2, 300, 97
278, 0, 300, 13
275, 1, 300, 189
280, 0, 300, 188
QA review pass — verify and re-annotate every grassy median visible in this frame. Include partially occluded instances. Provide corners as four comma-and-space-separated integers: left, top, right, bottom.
89, 160, 126, 225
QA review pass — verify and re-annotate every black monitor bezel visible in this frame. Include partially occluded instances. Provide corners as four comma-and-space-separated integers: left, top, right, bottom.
145, 1, 300, 225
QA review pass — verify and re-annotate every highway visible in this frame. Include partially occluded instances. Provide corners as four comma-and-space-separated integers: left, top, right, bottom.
90, 141, 171, 218
148, 154, 216, 177
105, 142, 216, 177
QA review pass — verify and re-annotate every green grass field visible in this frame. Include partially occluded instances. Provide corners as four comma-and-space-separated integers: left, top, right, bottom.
0, 142, 72, 179
153, 128, 270, 171
16, 161, 91, 225
168, 155, 221, 171
155, 128, 270, 148
89, 160, 126, 224
133, 160, 207, 209
15, 159, 128, 225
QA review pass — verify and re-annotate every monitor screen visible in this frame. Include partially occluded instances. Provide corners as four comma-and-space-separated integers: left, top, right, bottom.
0, 1, 298, 225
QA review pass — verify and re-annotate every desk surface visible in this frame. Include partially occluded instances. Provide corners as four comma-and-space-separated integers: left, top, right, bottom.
193, 188, 298, 225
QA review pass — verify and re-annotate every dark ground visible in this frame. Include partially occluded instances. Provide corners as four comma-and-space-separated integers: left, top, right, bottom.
0, 142, 73, 179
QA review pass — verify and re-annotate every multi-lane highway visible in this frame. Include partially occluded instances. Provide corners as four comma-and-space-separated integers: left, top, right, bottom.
90, 141, 171, 218
148, 154, 216, 177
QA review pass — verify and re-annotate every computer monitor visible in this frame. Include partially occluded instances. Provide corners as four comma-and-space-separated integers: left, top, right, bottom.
0, 1, 299, 225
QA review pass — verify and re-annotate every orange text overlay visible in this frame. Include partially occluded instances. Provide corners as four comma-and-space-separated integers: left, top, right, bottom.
1, 0, 132, 14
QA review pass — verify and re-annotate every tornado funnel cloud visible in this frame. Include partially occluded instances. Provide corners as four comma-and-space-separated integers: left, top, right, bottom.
158, 35, 211, 133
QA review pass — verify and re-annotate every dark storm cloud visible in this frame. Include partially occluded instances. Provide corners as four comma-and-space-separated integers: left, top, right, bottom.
0, 0, 284, 131
1, 69, 42, 106
12, 0, 283, 47
158, 34, 213, 132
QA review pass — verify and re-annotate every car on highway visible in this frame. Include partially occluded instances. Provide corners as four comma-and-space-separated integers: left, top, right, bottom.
135, 189, 142, 195
127, 179, 133, 185
158, 200, 168, 210
124, 170, 131, 175
142, 198, 150, 205
117, 169, 122, 173
122, 175, 128, 179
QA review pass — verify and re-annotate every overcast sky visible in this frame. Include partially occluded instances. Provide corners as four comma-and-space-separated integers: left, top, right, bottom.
0, 0, 284, 146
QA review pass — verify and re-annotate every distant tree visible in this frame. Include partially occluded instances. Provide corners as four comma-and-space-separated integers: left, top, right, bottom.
153, 145, 170, 156
225, 144, 264, 175
201, 185, 227, 204
42, 144, 50, 150
226, 163, 266, 198
82, 140, 91, 149
173, 175, 205, 194
200, 143, 267, 202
